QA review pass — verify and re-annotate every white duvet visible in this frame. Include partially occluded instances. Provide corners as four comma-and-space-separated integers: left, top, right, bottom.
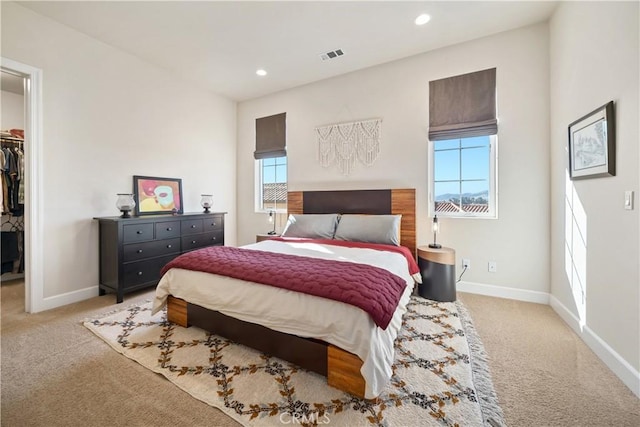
152, 239, 415, 398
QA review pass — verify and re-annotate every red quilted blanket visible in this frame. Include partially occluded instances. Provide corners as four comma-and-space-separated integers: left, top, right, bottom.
270, 237, 420, 275
160, 245, 408, 329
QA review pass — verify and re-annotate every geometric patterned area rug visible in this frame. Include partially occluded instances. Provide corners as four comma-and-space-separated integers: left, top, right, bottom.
84, 296, 505, 426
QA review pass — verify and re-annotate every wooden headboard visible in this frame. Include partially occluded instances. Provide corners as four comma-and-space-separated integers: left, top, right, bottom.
287, 188, 416, 258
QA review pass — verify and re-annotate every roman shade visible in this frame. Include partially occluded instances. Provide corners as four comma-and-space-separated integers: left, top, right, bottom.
428, 68, 497, 141
254, 112, 286, 159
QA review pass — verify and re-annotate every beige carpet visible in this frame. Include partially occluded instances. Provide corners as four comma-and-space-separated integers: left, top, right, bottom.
2, 279, 639, 426
83, 298, 502, 426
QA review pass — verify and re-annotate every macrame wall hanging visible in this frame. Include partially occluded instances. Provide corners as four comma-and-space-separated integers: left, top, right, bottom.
315, 118, 382, 175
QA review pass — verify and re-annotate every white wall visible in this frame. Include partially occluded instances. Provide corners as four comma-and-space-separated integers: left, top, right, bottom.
1, 3, 237, 302
1, 88, 24, 129
549, 1, 639, 389
237, 23, 550, 298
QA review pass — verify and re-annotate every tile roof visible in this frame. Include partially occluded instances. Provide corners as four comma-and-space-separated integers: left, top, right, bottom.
435, 201, 489, 213
263, 182, 288, 203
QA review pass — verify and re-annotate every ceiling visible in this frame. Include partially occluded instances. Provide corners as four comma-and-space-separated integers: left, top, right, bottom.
19, 1, 558, 101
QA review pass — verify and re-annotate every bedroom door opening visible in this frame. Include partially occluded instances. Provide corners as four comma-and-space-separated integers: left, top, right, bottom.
1, 70, 27, 309
1, 58, 43, 313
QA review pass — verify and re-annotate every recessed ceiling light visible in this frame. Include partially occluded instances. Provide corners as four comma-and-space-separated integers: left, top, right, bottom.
256, 69, 267, 76
415, 14, 431, 26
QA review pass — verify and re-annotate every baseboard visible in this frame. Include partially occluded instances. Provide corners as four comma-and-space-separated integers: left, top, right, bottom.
37, 285, 99, 312
549, 295, 640, 398
457, 280, 550, 304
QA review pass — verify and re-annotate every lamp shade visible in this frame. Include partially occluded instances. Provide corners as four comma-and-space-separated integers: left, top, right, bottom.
428, 215, 441, 249
267, 209, 277, 235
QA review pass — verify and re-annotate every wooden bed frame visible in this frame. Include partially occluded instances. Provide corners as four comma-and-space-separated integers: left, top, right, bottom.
166, 188, 416, 399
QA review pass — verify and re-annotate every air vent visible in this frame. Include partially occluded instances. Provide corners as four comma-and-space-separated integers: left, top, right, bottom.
320, 49, 344, 61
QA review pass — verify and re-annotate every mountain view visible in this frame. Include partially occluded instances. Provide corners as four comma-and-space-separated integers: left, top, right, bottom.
435, 191, 489, 204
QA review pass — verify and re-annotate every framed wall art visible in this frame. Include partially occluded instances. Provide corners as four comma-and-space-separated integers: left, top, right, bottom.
133, 175, 184, 215
568, 101, 615, 180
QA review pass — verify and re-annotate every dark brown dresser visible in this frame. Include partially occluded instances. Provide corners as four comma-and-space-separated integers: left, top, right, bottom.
94, 212, 226, 303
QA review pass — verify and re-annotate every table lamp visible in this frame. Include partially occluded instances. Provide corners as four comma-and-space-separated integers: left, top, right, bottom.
201, 194, 213, 213
267, 209, 277, 235
116, 193, 135, 218
428, 215, 441, 249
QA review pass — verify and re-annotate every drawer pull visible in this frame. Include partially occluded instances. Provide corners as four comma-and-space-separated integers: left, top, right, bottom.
167, 227, 172, 231
167, 244, 172, 249
136, 230, 143, 235
191, 225, 197, 228
211, 237, 216, 241
191, 240, 196, 244
212, 222, 216, 226
137, 271, 143, 276
137, 249, 143, 254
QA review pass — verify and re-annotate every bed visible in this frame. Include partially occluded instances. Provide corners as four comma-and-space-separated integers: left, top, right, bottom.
152, 188, 417, 399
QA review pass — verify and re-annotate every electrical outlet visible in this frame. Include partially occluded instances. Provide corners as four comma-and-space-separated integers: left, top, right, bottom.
462, 258, 470, 269
488, 261, 497, 273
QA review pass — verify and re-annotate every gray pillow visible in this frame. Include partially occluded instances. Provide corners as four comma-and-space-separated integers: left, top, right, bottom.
333, 214, 402, 246
281, 214, 339, 239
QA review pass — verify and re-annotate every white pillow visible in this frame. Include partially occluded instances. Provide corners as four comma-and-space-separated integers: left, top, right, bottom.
333, 214, 402, 246
281, 214, 339, 239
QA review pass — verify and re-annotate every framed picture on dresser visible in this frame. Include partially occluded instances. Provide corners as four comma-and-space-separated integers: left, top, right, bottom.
133, 175, 184, 215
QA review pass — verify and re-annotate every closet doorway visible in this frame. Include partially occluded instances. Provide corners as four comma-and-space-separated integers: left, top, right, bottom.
1, 71, 26, 311
1, 58, 43, 313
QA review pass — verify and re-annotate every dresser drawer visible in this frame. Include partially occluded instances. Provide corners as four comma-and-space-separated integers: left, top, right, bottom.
123, 238, 180, 262
182, 219, 204, 235
181, 231, 223, 251
204, 230, 224, 246
155, 220, 181, 240
203, 215, 224, 231
123, 255, 175, 288
123, 223, 154, 243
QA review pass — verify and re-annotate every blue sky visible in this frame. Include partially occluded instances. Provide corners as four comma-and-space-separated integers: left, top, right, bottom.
434, 136, 490, 198
263, 157, 287, 184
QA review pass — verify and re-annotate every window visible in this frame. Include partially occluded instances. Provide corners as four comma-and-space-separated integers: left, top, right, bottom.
430, 135, 497, 218
254, 112, 287, 212
256, 156, 287, 212
428, 68, 497, 218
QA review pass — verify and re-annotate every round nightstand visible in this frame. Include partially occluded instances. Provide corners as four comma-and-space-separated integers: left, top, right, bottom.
417, 245, 456, 302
